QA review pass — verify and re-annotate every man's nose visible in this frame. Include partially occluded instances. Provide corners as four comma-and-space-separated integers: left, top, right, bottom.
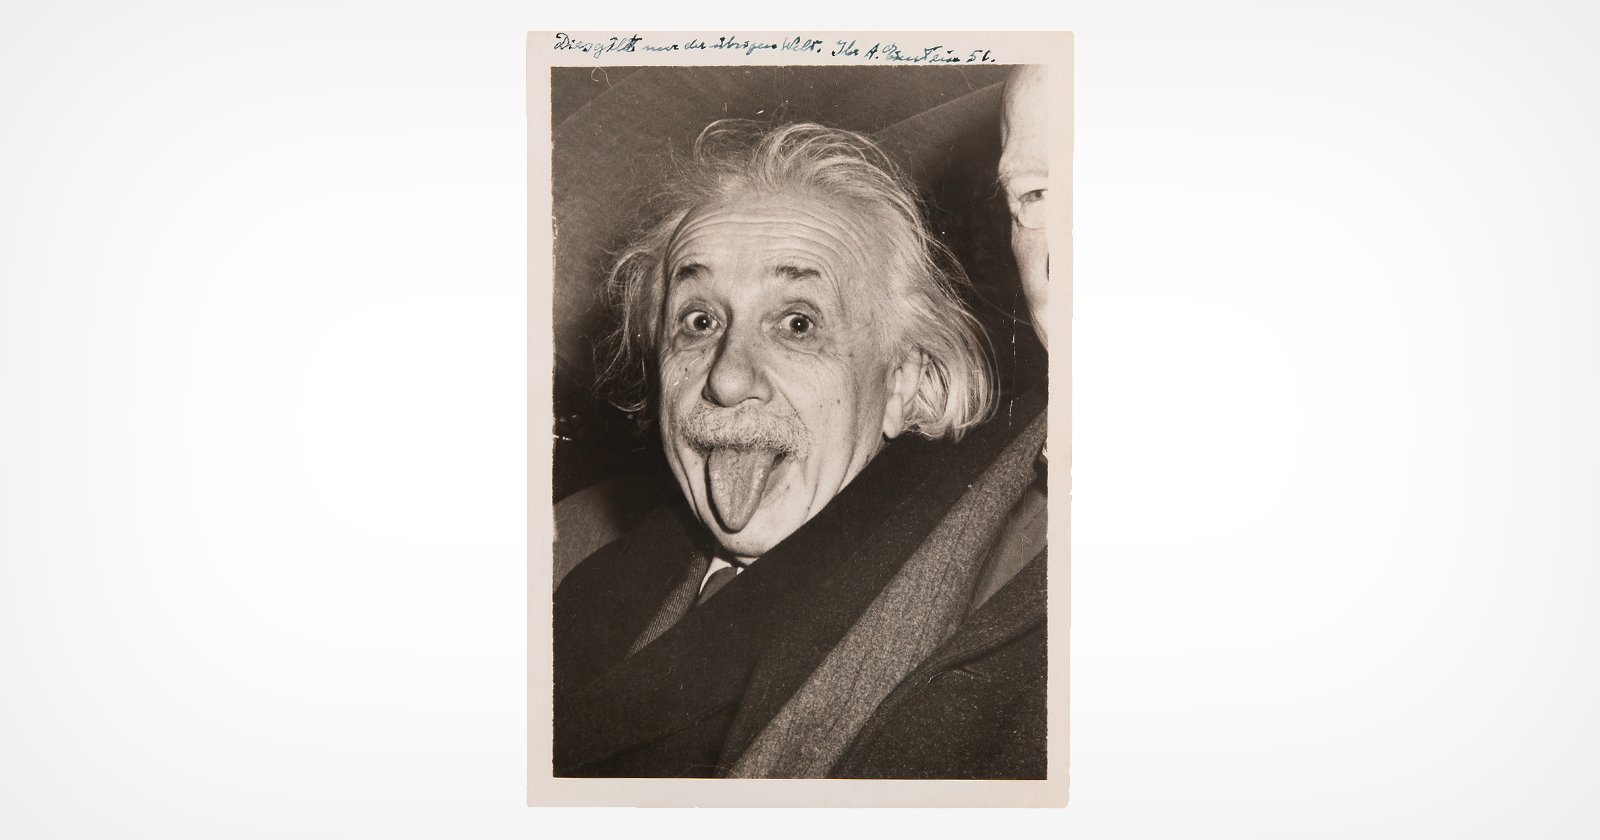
703, 324, 771, 407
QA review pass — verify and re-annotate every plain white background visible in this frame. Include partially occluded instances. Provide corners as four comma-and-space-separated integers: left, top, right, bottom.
3, 2, 1598, 837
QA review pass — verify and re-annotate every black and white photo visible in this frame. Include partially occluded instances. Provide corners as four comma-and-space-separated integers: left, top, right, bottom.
531, 32, 1073, 804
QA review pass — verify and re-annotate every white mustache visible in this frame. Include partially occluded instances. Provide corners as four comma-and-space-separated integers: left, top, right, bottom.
679, 402, 811, 458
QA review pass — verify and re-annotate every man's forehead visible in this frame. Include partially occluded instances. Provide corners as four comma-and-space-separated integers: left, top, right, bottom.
1000, 66, 1048, 174
665, 193, 874, 279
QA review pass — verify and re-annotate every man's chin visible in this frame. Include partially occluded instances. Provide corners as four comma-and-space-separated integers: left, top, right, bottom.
704, 504, 807, 560
709, 525, 781, 562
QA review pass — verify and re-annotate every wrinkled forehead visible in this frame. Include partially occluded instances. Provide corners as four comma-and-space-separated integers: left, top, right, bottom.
664, 190, 884, 294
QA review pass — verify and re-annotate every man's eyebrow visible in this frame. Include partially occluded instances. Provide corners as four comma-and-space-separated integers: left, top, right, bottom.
996, 165, 1048, 186
670, 262, 707, 283
774, 264, 822, 282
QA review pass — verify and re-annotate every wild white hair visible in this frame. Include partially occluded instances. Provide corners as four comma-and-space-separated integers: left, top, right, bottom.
596, 120, 995, 441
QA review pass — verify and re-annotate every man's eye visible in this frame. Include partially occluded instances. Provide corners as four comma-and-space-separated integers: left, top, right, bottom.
1011, 187, 1048, 230
782, 313, 814, 336
682, 311, 717, 334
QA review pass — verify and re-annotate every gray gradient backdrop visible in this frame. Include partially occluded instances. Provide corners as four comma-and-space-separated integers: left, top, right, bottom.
3, 2, 1598, 838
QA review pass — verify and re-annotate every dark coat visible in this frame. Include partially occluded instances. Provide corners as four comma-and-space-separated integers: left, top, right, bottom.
552, 390, 1049, 779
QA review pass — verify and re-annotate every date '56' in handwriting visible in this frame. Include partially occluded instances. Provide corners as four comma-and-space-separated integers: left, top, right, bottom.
830, 40, 994, 63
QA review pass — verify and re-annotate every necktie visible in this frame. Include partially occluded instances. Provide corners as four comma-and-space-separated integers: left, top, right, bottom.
695, 564, 739, 607
628, 556, 746, 655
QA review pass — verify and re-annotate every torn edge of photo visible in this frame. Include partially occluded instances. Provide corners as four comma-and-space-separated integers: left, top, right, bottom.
529, 30, 1071, 808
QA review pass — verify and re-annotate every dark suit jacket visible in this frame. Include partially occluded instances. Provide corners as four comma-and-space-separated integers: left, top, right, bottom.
552, 389, 1049, 779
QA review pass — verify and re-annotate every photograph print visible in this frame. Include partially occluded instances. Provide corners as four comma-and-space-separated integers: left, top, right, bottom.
531, 32, 1071, 804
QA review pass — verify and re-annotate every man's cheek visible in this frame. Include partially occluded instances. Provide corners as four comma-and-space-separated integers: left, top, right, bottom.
1013, 228, 1047, 270
658, 352, 706, 405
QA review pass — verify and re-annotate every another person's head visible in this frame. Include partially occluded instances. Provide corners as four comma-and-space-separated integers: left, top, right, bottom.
999, 65, 1051, 349
600, 121, 994, 559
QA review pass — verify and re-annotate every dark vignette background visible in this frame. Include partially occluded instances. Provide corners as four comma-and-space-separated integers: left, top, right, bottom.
550, 64, 1048, 504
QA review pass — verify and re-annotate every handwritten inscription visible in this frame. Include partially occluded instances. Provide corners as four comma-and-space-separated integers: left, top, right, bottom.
552, 33, 643, 59
832, 39, 994, 64
553, 33, 997, 64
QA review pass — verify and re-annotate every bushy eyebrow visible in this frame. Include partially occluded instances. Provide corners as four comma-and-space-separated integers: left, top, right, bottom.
774, 264, 822, 282
667, 261, 825, 288
670, 262, 707, 284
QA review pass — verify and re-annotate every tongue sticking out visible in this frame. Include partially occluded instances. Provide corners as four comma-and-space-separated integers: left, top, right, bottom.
706, 448, 780, 532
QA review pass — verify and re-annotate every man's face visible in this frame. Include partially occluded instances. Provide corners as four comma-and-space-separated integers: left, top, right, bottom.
1000, 65, 1051, 349
656, 191, 914, 560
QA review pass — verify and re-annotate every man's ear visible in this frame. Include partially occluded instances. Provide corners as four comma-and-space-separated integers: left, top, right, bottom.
881, 351, 926, 439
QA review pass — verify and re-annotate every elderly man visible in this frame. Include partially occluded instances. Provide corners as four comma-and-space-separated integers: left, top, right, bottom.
553, 119, 1047, 778
1000, 64, 1052, 350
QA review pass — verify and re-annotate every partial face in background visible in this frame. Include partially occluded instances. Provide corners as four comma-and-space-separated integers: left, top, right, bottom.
656, 191, 921, 560
1000, 65, 1051, 349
